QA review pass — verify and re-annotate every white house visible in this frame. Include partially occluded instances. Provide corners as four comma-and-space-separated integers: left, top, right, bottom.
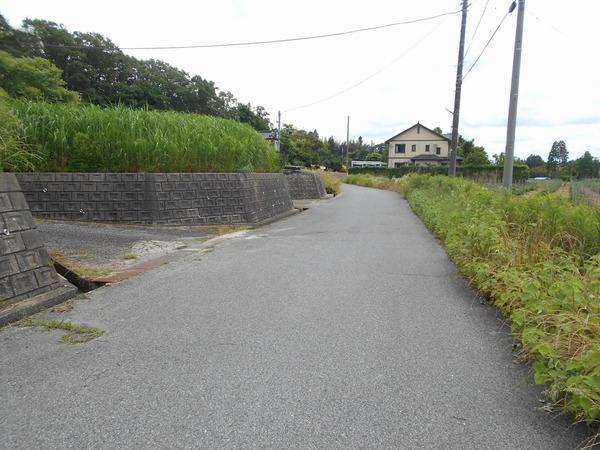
386, 123, 459, 168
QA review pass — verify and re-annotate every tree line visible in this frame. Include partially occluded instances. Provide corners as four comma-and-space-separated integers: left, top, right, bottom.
0, 13, 270, 130
525, 140, 599, 179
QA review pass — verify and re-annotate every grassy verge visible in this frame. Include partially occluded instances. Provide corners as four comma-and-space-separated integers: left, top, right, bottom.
10, 101, 280, 173
18, 318, 103, 344
343, 173, 403, 192
349, 173, 600, 427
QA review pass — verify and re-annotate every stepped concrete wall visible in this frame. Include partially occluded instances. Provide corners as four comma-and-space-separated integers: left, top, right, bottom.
15, 173, 294, 226
0, 173, 76, 314
284, 171, 327, 200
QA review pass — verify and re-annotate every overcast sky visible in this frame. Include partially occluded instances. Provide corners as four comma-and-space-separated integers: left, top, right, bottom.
1, 0, 598, 160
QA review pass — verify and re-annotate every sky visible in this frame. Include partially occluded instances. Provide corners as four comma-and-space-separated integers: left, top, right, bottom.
1, 0, 599, 160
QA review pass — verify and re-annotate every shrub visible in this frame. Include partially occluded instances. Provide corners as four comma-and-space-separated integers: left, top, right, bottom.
317, 171, 342, 196
11, 101, 280, 173
347, 173, 600, 426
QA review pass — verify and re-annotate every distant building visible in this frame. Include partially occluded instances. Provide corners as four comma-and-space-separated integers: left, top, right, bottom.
386, 123, 461, 168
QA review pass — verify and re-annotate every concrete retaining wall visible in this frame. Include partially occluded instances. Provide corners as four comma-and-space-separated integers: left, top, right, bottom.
15, 172, 294, 225
0, 173, 76, 312
284, 171, 327, 200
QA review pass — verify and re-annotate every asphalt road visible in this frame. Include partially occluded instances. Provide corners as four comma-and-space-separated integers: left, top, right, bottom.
0, 184, 592, 449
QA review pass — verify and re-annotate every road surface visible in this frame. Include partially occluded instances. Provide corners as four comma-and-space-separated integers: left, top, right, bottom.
0, 184, 591, 449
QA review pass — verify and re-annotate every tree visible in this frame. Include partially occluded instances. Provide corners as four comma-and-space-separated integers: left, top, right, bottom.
525, 154, 544, 168
2, 16, 272, 129
492, 152, 505, 166
366, 151, 382, 161
548, 140, 568, 175
433, 127, 443, 135
463, 149, 490, 165
574, 151, 600, 179
0, 50, 78, 102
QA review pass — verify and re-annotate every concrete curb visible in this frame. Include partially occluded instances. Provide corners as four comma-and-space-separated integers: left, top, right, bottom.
0, 284, 78, 327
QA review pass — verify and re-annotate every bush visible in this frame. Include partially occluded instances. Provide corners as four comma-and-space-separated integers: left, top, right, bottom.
346, 172, 600, 426
348, 164, 530, 181
11, 101, 280, 173
401, 175, 600, 425
317, 171, 342, 196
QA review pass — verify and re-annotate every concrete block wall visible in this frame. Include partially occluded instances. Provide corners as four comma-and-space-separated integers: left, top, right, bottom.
16, 172, 294, 226
0, 174, 72, 309
284, 171, 327, 200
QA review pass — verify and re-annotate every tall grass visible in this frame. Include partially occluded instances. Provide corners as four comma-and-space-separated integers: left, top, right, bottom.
11, 101, 280, 173
349, 173, 600, 427
0, 100, 39, 171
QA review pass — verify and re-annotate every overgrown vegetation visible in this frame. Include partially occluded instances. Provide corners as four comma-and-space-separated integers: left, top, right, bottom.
11, 101, 280, 173
0, 100, 39, 172
318, 171, 342, 196
18, 318, 103, 344
348, 173, 600, 427
0, 14, 270, 131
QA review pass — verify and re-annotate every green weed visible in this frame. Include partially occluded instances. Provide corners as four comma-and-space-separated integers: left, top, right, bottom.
351, 173, 600, 427
18, 318, 103, 344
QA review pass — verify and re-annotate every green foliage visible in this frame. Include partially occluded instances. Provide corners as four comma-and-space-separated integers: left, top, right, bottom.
19, 318, 103, 344
1, 16, 270, 130
0, 50, 78, 102
12, 101, 280, 173
526, 154, 545, 168
573, 152, 600, 179
348, 164, 530, 181
318, 171, 342, 196
0, 101, 39, 172
399, 175, 600, 426
346, 173, 600, 425
548, 140, 569, 175
366, 151, 382, 161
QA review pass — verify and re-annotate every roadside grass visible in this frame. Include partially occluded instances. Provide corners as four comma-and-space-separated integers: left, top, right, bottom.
10, 101, 280, 173
318, 171, 342, 196
119, 254, 138, 261
18, 318, 103, 344
348, 173, 600, 428
343, 173, 403, 192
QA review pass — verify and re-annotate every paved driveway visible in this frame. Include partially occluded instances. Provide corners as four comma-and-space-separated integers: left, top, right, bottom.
0, 184, 591, 449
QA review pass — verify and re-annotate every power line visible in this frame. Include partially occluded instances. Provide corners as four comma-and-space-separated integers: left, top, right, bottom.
284, 18, 447, 113
1, 9, 462, 52
464, 0, 491, 58
462, 7, 511, 81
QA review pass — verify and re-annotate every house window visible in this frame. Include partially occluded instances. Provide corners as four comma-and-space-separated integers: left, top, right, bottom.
425, 145, 430, 152
395, 144, 406, 154
411, 144, 416, 152
436, 147, 441, 155
394, 162, 403, 168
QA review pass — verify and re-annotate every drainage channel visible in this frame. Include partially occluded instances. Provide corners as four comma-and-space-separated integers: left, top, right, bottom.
52, 260, 106, 292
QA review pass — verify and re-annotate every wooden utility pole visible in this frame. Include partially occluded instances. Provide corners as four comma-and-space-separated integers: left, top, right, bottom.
276, 110, 281, 153
503, 0, 525, 189
448, 0, 469, 176
346, 116, 350, 170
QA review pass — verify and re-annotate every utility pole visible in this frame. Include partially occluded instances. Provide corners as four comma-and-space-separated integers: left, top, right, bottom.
276, 110, 281, 153
346, 116, 350, 170
503, 0, 525, 189
448, 0, 468, 176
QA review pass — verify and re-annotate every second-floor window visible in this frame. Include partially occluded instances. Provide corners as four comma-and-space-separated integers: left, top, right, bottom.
395, 144, 406, 153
